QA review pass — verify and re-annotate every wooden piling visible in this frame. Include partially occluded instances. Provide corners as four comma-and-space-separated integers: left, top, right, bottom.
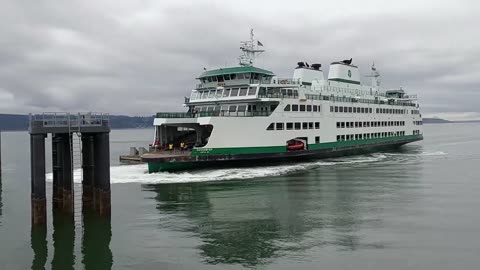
82, 134, 95, 208
30, 134, 47, 225
93, 133, 111, 216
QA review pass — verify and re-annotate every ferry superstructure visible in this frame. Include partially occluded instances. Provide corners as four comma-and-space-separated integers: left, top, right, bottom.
142, 31, 423, 172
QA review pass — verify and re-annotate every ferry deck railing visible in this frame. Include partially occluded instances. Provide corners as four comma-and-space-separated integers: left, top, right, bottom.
156, 111, 271, 119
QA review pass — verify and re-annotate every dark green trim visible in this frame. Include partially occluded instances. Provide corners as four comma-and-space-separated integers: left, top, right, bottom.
198, 66, 274, 78
329, 78, 361, 85
148, 161, 195, 173
191, 135, 422, 156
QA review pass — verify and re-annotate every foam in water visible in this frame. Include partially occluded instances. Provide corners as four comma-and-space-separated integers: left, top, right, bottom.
46, 153, 389, 184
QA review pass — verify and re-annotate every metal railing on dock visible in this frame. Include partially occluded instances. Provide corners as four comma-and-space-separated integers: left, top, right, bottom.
29, 112, 109, 128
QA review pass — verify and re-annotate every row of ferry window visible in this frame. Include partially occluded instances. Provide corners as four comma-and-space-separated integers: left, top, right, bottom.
283, 104, 321, 112
413, 130, 421, 135
330, 106, 408, 114
197, 104, 256, 112
411, 110, 420, 115
199, 73, 271, 83
336, 131, 406, 141
330, 106, 373, 114
336, 121, 406, 128
413, 121, 423, 125
266, 122, 320, 130
193, 87, 257, 99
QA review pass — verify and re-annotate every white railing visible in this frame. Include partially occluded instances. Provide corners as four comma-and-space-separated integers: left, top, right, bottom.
29, 112, 109, 127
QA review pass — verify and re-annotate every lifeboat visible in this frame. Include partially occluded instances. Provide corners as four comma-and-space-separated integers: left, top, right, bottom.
287, 140, 304, 150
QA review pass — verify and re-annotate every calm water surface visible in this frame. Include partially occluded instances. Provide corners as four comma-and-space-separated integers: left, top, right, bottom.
0, 124, 479, 269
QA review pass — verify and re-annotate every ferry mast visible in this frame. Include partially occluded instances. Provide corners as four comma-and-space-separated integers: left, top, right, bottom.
238, 29, 265, 66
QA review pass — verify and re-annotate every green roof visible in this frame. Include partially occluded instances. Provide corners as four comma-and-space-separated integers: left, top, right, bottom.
198, 66, 274, 78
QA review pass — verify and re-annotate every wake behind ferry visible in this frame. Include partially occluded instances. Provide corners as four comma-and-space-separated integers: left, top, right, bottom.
142, 31, 423, 173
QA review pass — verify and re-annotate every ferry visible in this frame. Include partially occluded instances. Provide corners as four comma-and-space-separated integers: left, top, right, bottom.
142, 30, 423, 173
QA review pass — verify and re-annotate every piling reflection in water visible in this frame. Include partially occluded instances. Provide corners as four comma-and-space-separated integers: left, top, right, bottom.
0, 175, 3, 225
143, 157, 422, 267
51, 213, 75, 270
31, 226, 48, 270
81, 208, 113, 270
30, 206, 112, 269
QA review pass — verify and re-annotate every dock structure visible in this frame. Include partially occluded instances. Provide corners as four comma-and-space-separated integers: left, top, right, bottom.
29, 113, 111, 225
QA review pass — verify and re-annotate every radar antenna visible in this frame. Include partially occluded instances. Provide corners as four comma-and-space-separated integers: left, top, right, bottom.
238, 29, 265, 66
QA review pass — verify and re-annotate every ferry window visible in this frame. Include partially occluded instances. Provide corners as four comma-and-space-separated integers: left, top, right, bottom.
341, 122, 345, 128
267, 123, 274, 130
341, 135, 345, 141
376, 108, 379, 113
300, 105, 306, 111
239, 88, 248, 96
353, 107, 357, 113
237, 73, 244, 79
223, 89, 230, 97
276, 123, 284, 130
315, 136, 320, 143
361, 108, 365, 113
200, 107, 207, 112
287, 89, 293, 96
339, 107, 344, 113
346, 122, 350, 128
224, 74, 230, 80
293, 90, 298, 96
337, 122, 341, 128
208, 90, 215, 98
237, 105, 247, 112
344, 106, 348, 112
207, 107, 214, 112
335, 106, 339, 112
253, 73, 259, 80
207, 77, 213, 82
309, 122, 314, 129
230, 88, 239, 96
302, 122, 308, 129
315, 122, 320, 129
294, 122, 301, 130
287, 122, 293, 130
349, 107, 353, 113
217, 75, 224, 82
307, 105, 312, 112
318, 105, 321, 112
229, 105, 237, 112
284, 104, 291, 111
292, 105, 299, 111
355, 122, 359, 128
216, 89, 223, 98
330, 106, 333, 112
214, 106, 221, 111
247, 87, 256, 95
230, 74, 236, 80
313, 105, 318, 112
244, 73, 251, 79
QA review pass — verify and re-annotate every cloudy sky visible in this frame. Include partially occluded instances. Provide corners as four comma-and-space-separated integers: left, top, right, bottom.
1, 0, 479, 120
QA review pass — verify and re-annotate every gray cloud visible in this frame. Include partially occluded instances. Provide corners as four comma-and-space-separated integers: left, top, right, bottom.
1, 0, 479, 119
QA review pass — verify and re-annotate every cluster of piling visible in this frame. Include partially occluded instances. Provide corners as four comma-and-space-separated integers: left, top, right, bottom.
29, 113, 111, 225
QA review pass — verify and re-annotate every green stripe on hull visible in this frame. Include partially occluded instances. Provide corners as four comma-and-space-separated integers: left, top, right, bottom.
192, 135, 423, 155
148, 161, 196, 173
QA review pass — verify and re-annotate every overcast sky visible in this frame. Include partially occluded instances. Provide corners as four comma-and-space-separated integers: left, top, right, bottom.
1, 0, 479, 120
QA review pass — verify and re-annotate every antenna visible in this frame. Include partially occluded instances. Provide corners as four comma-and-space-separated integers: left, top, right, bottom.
365, 61, 381, 88
238, 29, 265, 66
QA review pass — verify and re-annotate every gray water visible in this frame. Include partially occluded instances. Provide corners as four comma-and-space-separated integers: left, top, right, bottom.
0, 124, 479, 269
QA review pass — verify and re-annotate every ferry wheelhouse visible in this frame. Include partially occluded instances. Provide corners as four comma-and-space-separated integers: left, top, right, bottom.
142, 31, 423, 172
